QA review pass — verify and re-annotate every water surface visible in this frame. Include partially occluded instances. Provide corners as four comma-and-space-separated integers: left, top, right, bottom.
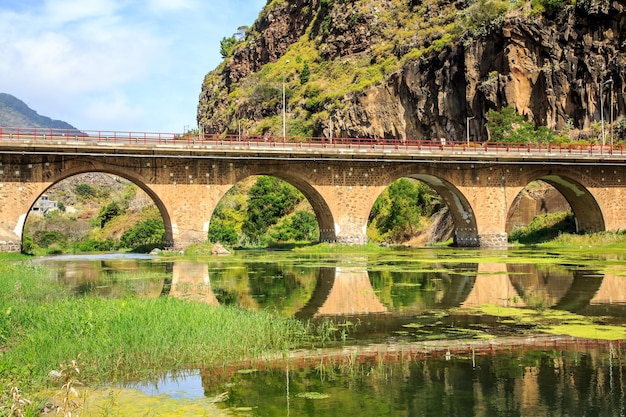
36, 248, 626, 416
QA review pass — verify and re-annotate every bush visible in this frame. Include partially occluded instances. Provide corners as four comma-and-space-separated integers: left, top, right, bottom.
97, 201, 125, 228
73, 238, 118, 253
300, 62, 311, 84
509, 211, 576, 244
33, 230, 67, 248
486, 106, 557, 143
75, 183, 97, 200
208, 222, 239, 246
120, 218, 165, 250
271, 211, 319, 242
220, 35, 238, 58
615, 119, 626, 143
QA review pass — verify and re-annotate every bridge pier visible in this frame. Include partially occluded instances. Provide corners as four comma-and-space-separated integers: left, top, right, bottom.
0, 181, 50, 253
149, 183, 229, 251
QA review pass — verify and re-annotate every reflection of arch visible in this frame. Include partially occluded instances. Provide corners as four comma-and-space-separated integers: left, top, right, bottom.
438, 271, 477, 307
25, 168, 174, 247
552, 271, 603, 312
590, 274, 626, 305
168, 262, 219, 305
294, 267, 387, 318
233, 169, 336, 242
506, 264, 603, 312
508, 264, 574, 306
583, 273, 626, 316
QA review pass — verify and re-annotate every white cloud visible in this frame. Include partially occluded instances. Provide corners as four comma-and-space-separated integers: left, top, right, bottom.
0, 0, 267, 132
146, 0, 197, 13
42, 0, 122, 25
80, 92, 146, 128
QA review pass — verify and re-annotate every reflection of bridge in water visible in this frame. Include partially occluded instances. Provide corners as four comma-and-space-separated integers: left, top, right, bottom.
163, 261, 626, 319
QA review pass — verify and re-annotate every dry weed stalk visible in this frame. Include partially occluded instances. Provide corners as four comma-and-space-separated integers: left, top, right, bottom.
49, 357, 83, 417
9, 386, 32, 417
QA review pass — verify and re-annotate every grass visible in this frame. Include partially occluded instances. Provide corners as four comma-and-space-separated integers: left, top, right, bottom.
508, 211, 576, 244
0, 259, 312, 410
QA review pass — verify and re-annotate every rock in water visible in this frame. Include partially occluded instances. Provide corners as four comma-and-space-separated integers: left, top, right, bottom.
212, 242, 230, 255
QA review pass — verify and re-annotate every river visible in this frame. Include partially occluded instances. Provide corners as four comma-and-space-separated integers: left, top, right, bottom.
35, 247, 626, 416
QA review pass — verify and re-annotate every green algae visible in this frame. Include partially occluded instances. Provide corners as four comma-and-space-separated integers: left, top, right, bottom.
459, 304, 626, 341
543, 324, 626, 340
296, 392, 330, 399
62, 388, 228, 417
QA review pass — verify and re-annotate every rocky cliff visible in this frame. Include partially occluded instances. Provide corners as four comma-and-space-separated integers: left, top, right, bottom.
198, 0, 625, 142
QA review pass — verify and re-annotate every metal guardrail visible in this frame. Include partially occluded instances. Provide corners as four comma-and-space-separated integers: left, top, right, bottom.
1, 126, 624, 158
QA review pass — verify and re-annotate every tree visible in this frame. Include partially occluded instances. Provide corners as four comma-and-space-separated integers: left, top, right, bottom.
235, 26, 249, 41
486, 106, 557, 143
220, 35, 237, 58
369, 178, 441, 243
300, 62, 311, 85
271, 211, 319, 242
97, 201, 125, 228
120, 218, 165, 249
242, 177, 302, 244
485, 106, 527, 142
75, 183, 97, 200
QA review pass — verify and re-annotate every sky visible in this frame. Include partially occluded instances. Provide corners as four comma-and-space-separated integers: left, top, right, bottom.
0, 0, 266, 133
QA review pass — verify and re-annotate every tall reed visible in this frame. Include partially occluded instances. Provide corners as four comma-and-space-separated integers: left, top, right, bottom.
0, 258, 310, 394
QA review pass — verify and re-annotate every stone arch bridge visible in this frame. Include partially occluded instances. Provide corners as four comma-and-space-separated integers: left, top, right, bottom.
2, 130, 626, 251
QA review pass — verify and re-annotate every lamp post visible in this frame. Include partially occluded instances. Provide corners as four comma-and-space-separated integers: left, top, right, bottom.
600, 78, 612, 146
282, 60, 290, 138
610, 79, 614, 147
466, 116, 475, 145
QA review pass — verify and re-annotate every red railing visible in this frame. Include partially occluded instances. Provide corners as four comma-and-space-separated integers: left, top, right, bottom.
1, 126, 624, 157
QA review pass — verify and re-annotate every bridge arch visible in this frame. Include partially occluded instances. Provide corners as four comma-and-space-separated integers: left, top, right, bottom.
22, 165, 174, 247
507, 169, 605, 234
231, 165, 337, 242
375, 167, 480, 246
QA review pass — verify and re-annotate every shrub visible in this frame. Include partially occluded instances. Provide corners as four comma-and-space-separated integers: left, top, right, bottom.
300, 62, 311, 84
208, 221, 239, 246
120, 218, 165, 250
97, 201, 125, 228
486, 106, 558, 143
75, 183, 97, 200
220, 35, 238, 58
271, 211, 319, 242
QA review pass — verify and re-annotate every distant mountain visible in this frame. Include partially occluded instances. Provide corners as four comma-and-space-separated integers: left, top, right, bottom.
0, 93, 79, 132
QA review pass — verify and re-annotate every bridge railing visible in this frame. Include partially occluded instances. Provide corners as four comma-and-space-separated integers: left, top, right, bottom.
0, 127, 179, 144
1, 126, 624, 156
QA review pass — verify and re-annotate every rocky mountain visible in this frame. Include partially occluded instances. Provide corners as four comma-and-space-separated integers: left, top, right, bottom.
0, 93, 80, 133
198, 0, 625, 142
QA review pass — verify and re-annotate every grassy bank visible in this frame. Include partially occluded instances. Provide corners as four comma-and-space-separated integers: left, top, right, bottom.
0, 256, 310, 412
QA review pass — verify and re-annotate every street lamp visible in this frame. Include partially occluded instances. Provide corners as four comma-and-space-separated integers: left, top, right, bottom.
282, 60, 290, 138
466, 116, 475, 145
600, 78, 612, 146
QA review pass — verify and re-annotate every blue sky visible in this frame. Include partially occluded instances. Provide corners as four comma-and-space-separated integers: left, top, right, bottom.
0, 0, 266, 132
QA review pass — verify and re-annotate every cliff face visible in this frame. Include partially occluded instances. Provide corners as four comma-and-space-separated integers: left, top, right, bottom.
198, 0, 626, 142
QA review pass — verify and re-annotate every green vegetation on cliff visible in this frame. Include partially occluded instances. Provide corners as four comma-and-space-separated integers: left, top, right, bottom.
198, 0, 619, 140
